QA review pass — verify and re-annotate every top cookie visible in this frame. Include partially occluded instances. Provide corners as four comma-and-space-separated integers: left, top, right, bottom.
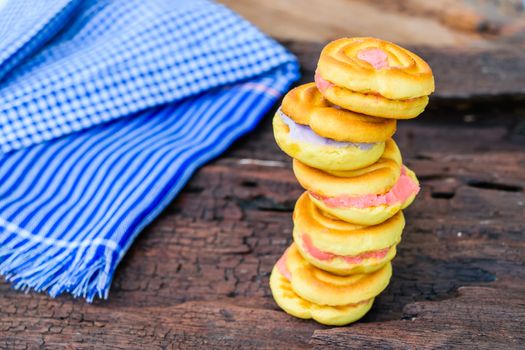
317, 37, 434, 100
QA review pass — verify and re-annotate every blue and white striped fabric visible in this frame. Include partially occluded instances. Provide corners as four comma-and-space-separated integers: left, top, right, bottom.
0, 0, 299, 301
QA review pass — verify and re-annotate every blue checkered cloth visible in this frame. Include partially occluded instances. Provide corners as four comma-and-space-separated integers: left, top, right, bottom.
0, 0, 299, 301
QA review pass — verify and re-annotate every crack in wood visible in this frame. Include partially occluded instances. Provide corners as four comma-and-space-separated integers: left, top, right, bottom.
467, 180, 523, 192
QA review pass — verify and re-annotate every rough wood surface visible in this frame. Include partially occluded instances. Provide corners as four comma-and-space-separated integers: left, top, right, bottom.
1, 44, 525, 349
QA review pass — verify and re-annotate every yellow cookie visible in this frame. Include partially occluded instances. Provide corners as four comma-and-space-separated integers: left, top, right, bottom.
317, 37, 434, 100
315, 74, 429, 119
281, 83, 396, 142
316, 37, 434, 119
270, 245, 390, 325
274, 83, 397, 171
273, 111, 385, 171
285, 244, 392, 306
293, 192, 404, 275
293, 139, 420, 225
270, 266, 374, 326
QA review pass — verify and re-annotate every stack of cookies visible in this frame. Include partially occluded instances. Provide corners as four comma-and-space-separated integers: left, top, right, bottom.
270, 37, 434, 326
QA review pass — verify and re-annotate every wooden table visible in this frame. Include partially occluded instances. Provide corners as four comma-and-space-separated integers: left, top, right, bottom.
1, 43, 524, 349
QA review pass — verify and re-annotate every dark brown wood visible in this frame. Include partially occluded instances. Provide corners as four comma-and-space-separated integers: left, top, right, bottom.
310, 287, 525, 349
1, 42, 525, 349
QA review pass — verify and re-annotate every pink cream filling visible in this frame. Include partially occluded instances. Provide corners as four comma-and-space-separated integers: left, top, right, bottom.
357, 48, 389, 69
310, 167, 419, 209
302, 234, 390, 264
276, 250, 292, 281
314, 71, 334, 93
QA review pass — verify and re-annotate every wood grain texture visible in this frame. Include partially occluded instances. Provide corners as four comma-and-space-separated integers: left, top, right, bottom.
1, 43, 525, 349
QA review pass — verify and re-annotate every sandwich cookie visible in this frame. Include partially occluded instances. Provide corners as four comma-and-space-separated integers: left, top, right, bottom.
293, 139, 420, 225
270, 244, 391, 326
273, 83, 396, 171
293, 192, 404, 275
316, 37, 434, 119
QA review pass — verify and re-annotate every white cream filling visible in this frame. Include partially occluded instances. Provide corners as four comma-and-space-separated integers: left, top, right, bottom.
279, 109, 376, 150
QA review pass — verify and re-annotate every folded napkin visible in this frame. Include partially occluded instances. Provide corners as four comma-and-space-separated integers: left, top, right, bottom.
0, 0, 299, 301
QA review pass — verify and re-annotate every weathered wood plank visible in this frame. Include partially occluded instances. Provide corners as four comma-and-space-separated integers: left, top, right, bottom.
310, 287, 525, 349
0, 297, 318, 349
